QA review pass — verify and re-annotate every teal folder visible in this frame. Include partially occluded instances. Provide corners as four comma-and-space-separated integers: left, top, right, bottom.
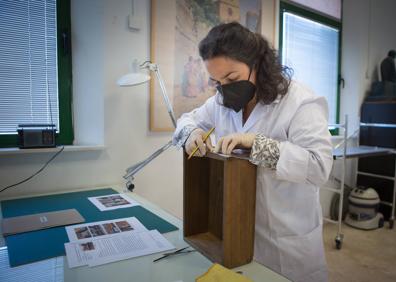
1, 188, 178, 267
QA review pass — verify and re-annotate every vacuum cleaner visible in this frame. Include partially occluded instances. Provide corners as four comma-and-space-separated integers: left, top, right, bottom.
345, 187, 384, 230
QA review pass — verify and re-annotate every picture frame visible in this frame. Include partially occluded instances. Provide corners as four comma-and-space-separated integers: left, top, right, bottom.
150, 0, 262, 131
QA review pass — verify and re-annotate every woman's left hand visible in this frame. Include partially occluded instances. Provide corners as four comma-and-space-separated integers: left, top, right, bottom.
214, 133, 256, 155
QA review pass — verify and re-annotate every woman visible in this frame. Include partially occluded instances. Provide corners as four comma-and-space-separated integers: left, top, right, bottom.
173, 22, 333, 282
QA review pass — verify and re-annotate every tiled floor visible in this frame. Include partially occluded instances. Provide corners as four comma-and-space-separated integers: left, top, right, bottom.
324, 222, 396, 282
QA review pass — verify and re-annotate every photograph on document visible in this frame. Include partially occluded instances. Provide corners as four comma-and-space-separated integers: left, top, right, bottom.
88, 225, 106, 237
74, 227, 92, 240
102, 223, 121, 234
65, 239, 97, 268
66, 217, 148, 242
115, 220, 134, 232
99, 195, 129, 207
87, 193, 139, 211
80, 242, 95, 251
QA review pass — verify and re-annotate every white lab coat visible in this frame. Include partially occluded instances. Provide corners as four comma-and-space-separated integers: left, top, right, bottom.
173, 81, 333, 282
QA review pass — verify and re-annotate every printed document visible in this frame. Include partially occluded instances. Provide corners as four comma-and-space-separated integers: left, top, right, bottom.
65, 217, 147, 242
64, 230, 174, 268
88, 193, 139, 211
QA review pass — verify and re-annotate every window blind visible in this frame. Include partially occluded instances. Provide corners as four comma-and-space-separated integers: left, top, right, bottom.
282, 12, 339, 124
0, 0, 59, 135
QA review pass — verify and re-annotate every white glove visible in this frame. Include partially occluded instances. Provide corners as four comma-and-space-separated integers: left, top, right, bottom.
185, 128, 214, 157
214, 133, 256, 155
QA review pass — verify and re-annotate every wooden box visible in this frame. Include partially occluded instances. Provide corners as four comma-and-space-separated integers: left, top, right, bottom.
183, 152, 257, 268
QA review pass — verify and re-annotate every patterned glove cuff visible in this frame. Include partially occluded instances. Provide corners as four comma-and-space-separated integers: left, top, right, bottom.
172, 125, 197, 149
250, 134, 280, 169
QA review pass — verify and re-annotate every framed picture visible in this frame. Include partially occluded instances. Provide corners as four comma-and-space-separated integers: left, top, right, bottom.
150, 0, 262, 131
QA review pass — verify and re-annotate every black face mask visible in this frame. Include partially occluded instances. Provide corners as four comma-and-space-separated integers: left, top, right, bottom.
216, 69, 256, 112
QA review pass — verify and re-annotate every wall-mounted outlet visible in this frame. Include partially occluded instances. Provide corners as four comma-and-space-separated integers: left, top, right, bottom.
128, 14, 141, 31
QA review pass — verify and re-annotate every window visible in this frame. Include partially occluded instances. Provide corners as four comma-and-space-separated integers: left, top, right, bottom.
0, 0, 73, 147
279, 1, 341, 126
287, 0, 341, 20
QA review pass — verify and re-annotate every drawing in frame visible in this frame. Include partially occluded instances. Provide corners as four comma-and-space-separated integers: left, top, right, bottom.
150, 0, 262, 131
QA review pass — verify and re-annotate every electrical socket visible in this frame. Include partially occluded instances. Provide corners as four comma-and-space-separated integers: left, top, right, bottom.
128, 14, 141, 31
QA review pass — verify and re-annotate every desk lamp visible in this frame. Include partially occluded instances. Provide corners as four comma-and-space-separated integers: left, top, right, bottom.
117, 61, 177, 191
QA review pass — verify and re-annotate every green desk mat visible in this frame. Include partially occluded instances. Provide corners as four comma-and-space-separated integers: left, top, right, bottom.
1, 188, 178, 267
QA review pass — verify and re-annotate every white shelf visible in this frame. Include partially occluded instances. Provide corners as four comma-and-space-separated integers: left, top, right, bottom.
0, 145, 105, 156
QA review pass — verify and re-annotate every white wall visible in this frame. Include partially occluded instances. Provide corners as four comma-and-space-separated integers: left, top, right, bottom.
340, 0, 396, 186
341, 0, 396, 134
3, 0, 393, 220
319, 0, 396, 217
0, 0, 184, 218
0, 0, 278, 219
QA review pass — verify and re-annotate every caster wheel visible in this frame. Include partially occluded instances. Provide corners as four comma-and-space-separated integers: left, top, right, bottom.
390, 219, 394, 229
335, 238, 342, 250
379, 217, 384, 229
127, 182, 135, 192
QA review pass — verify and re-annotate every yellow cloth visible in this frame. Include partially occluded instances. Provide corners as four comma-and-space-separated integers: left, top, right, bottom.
196, 264, 253, 282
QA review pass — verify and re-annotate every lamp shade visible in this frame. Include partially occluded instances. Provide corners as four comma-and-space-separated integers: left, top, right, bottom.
117, 73, 151, 87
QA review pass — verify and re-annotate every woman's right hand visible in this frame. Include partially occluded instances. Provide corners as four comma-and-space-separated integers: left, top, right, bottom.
185, 128, 214, 157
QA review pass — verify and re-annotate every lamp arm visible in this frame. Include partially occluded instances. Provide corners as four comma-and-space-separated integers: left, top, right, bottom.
122, 62, 177, 190
148, 64, 177, 127
123, 140, 173, 180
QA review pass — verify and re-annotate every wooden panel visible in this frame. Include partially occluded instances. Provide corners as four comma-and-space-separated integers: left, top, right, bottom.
183, 153, 210, 236
208, 158, 224, 240
184, 232, 223, 264
184, 152, 257, 268
223, 158, 257, 268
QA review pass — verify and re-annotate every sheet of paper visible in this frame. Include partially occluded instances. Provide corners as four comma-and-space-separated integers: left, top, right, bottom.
65, 217, 147, 242
88, 230, 174, 267
88, 193, 139, 211
64, 230, 174, 268
65, 241, 96, 268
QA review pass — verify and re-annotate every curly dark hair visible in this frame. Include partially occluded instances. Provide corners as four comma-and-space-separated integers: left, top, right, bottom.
199, 22, 292, 104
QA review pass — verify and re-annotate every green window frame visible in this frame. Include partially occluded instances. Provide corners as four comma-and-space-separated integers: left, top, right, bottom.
0, 0, 73, 148
279, 1, 342, 134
